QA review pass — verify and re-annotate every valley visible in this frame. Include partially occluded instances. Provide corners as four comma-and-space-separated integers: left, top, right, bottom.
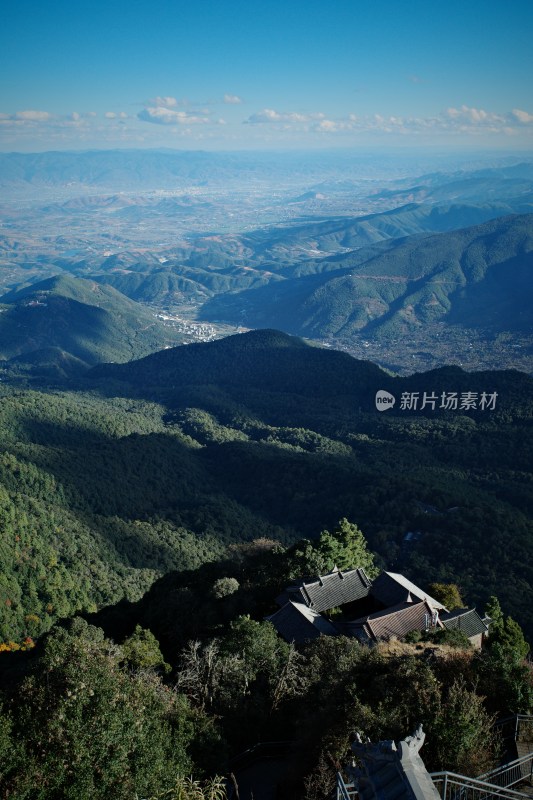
1, 150, 532, 374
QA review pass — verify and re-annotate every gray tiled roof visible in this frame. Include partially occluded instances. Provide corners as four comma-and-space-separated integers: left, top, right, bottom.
266, 601, 338, 644
350, 599, 441, 642
371, 572, 446, 611
441, 608, 488, 638
280, 568, 372, 613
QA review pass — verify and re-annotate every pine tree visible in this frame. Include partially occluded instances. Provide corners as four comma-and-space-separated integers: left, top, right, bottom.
315, 518, 379, 577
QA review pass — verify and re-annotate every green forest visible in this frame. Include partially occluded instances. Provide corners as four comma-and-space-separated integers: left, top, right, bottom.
0, 524, 531, 799
0, 328, 532, 797
1, 329, 532, 644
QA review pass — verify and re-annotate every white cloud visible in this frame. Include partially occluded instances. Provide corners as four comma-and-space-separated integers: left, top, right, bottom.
249, 103, 533, 138
245, 108, 312, 124
14, 110, 52, 122
512, 108, 533, 124
224, 93, 242, 105
445, 105, 504, 124
149, 96, 177, 108
138, 106, 211, 125
243, 104, 528, 138
1, 99, 532, 150
105, 111, 128, 120
315, 119, 338, 132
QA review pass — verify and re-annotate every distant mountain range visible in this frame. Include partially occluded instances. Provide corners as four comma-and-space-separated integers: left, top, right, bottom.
0, 149, 406, 194
0, 275, 184, 370
0, 150, 261, 191
1, 151, 533, 374
369, 161, 533, 205
238, 201, 533, 262
198, 213, 533, 366
87, 202, 532, 312
2, 151, 532, 199
2, 209, 531, 375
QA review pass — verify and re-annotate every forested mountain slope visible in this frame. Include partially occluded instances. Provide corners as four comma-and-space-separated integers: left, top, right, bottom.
90, 202, 530, 307
0, 330, 531, 645
0, 274, 184, 367
237, 202, 531, 261
199, 213, 533, 341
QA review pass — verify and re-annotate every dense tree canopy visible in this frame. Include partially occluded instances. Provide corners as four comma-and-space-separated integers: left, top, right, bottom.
0, 618, 211, 799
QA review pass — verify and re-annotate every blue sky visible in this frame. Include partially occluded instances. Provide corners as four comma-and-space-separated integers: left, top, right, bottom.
1, 0, 532, 151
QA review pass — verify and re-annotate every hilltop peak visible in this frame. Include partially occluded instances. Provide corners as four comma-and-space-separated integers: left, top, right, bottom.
214, 328, 310, 350
1, 274, 132, 307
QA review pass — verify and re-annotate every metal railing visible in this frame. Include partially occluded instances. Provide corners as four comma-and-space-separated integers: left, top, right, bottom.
478, 753, 533, 790
431, 771, 531, 800
336, 773, 357, 800
494, 715, 533, 746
